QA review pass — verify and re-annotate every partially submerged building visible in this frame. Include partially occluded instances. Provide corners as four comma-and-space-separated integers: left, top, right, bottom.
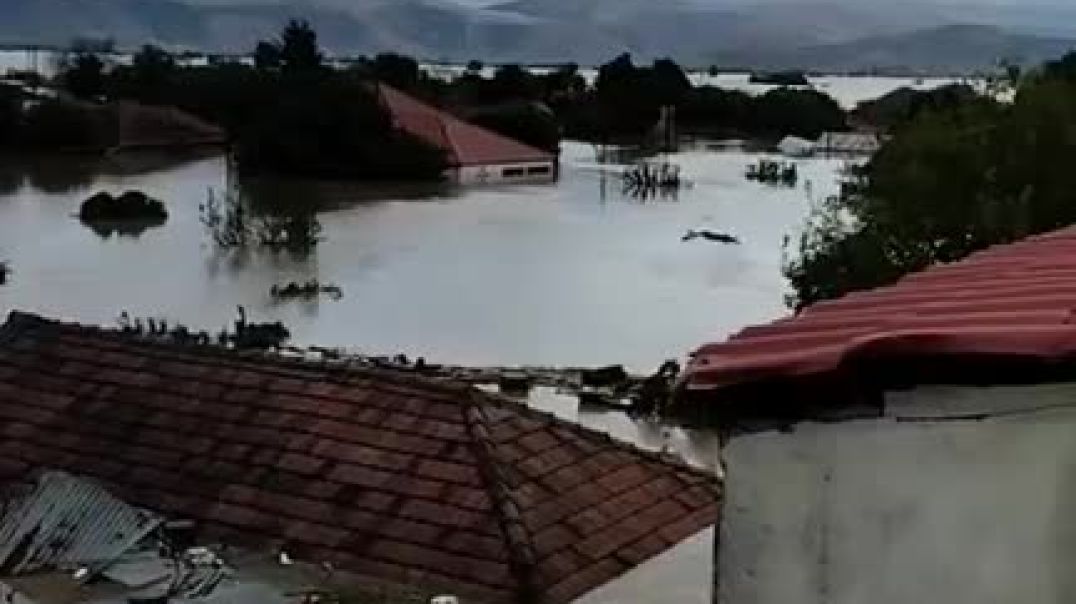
681, 226, 1076, 603
0, 311, 718, 603
814, 131, 882, 155
376, 85, 558, 185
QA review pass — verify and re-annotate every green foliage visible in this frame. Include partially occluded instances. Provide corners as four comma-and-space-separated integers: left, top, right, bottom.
854, 84, 979, 131
200, 188, 323, 254
746, 159, 798, 186
92, 23, 447, 180
368, 53, 421, 90
79, 190, 168, 222
752, 88, 846, 139
62, 53, 107, 100
782, 56, 1076, 310
0, 86, 20, 147
110, 45, 177, 104
468, 102, 561, 152
274, 20, 324, 75
19, 100, 103, 150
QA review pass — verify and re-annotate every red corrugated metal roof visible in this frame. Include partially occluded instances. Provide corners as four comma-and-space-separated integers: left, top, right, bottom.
377, 84, 556, 168
684, 226, 1076, 393
0, 312, 718, 604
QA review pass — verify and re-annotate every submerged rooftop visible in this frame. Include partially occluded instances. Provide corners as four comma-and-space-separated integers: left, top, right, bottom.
376, 84, 556, 168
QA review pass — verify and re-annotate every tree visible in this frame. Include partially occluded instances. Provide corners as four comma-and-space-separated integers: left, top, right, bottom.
278, 20, 323, 74
371, 53, 420, 90
113, 45, 177, 103
254, 41, 282, 71
752, 88, 846, 138
0, 85, 21, 148
783, 79, 1024, 308
63, 54, 106, 100
488, 64, 541, 102
651, 58, 691, 106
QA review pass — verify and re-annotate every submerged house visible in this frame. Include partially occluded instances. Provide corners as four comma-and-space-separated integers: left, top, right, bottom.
814, 131, 882, 155
681, 226, 1076, 603
0, 312, 718, 604
376, 84, 558, 185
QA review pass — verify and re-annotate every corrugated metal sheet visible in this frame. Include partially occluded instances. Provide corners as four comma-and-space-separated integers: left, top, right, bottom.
684, 225, 1076, 393
0, 471, 161, 575
377, 84, 556, 167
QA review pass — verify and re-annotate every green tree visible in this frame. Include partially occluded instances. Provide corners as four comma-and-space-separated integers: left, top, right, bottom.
63, 53, 106, 100
371, 53, 421, 90
112, 45, 177, 103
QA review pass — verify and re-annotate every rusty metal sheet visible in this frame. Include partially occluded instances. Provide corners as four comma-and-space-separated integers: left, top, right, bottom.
0, 471, 161, 575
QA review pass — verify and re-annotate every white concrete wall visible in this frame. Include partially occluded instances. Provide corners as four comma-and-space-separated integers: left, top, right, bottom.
574, 527, 715, 604
720, 383, 1076, 604
457, 161, 556, 185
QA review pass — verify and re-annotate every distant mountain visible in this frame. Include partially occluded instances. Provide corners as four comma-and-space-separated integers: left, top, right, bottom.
1, 0, 1075, 72
718, 25, 1076, 74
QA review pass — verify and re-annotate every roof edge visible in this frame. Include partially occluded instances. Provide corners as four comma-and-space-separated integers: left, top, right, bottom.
463, 390, 540, 603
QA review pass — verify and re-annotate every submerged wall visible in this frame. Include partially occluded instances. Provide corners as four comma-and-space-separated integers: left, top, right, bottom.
720, 383, 1076, 604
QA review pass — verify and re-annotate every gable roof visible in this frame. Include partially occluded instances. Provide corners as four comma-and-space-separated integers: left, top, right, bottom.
376, 84, 556, 168
0, 312, 718, 604
684, 226, 1076, 396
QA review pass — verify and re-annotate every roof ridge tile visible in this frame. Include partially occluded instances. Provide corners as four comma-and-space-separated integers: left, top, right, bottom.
463, 390, 540, 603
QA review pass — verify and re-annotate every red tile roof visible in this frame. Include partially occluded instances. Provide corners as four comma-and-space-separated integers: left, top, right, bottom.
377, 85, 556, 168
0, 312, 718, 604
684, 226, 1076, 394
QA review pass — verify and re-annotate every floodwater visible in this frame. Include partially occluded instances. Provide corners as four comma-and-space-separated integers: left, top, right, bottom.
0, 142, 843, 374
0, 138, 845, 603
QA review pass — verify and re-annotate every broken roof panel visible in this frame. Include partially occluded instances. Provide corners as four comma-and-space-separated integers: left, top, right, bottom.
684, 226, 1076, 394
0, 470, 160, 576
0, 311, 719, 604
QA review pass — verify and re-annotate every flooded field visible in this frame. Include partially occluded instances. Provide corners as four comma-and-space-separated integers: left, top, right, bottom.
0, 142, 845, 373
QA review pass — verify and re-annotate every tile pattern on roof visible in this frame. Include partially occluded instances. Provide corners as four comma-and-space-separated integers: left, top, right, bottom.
0, 312, 718, 604
685, 226, 1076, 393
377, 85, 556, 168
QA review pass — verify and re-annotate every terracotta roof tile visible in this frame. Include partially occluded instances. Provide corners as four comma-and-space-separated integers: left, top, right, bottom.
0, 311, 719, 603
377, 84, 556, 168
685, 225, 1076, 397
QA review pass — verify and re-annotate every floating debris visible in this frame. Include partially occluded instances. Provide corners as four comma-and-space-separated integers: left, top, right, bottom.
622, 162, 685, 199
682, 230, 741, 244
745, 159, 798, 186
117, 306, 290, 350
271, 280, 344, 301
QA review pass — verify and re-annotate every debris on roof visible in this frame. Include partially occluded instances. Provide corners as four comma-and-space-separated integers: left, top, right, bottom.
0, 470, 161, 576
0, 311, 720, 604
683, 226, 1076, 400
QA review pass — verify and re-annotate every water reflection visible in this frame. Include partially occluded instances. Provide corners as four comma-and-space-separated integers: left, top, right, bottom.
82, 218, 168, 239
0, 150, 222, 196
0, 141, 843, 372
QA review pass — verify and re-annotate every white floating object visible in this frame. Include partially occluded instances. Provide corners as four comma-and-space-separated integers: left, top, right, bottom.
73, 567, 90, 580
431, 596, 459, 604
278, 551, 293, 566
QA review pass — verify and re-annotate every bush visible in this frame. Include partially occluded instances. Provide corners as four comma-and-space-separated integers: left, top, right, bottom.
79, 190, 169, 222
19, 100, 105, 150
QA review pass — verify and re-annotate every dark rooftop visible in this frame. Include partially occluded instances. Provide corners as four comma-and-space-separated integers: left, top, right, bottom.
0, 311, 718, 603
